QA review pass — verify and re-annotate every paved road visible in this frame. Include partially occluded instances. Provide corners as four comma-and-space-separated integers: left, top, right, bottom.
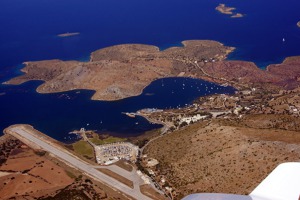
8, 126, 152, 200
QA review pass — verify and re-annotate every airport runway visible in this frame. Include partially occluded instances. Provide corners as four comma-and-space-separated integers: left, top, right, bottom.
7, 126, 152, 200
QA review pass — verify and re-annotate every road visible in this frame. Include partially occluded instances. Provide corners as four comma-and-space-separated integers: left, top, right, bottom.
7, 126, 152, 200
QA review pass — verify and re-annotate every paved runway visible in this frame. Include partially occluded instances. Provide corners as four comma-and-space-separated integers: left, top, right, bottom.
8, 126, 152, 200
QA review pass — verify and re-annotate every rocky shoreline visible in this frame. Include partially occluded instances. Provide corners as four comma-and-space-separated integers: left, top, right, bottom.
4, 40, 300, 101
4, 40, 234, 101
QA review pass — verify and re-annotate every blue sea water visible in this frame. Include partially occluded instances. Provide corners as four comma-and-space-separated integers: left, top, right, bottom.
1, 0, 300, 71
0, 0, 300, 139
0, 78, 235, 141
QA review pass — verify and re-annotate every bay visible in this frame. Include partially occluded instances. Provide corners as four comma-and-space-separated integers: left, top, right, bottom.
0, 0, 299, 140
0, 78, 235, 141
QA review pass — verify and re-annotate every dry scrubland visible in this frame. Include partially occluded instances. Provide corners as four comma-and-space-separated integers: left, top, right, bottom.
0, 135, 135, 200
5, 40, 234, 100
0, 135, 73, 199
136, 84, 300, 199
144, 117, 300, 199
6, 40, 300, 101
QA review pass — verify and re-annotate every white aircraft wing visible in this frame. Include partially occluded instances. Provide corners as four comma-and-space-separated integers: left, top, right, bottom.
250, 162, 300, 200
182, 162, 300, 200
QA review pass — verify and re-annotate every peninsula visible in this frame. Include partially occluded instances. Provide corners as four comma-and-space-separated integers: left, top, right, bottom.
57, 32, 80, 37
297, 21, 300, 28
5, 40, 300, 101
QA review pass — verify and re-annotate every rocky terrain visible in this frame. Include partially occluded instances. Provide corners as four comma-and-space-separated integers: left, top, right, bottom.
4, 40, 233, 100
199, 56, 300, 90
5, 40, 300, 101
141, 86, 300, 199
144, 119, 300, 199
215, 4, 244, 18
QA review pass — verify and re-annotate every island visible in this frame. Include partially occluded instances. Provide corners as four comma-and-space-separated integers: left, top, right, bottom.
4, 40, 235, 101
57, 32, 80, 37
297, 21, 300, 28
216, 3, 236, 15
216, 3, 244, 18
5, 40, 300, 101
231, 13, 244, 18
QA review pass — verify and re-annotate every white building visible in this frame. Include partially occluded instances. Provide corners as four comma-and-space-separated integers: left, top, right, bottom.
180, 114, 207, 125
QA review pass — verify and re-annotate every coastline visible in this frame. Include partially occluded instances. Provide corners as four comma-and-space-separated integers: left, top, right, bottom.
0, 76, 234, 143
5, 40, 235, 101
2, 124, 160, 200
139, 79, 300, 198
4, 40, 300, 102
1, 1, 300, 198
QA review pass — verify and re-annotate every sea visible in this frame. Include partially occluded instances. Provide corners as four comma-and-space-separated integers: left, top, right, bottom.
0, 0, 300, 141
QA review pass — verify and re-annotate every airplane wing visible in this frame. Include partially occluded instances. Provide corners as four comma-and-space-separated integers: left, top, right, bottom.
182, 162, 300, 200
250, 162, 300, 200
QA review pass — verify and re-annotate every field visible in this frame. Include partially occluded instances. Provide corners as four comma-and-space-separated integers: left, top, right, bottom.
0, 136, 74, 199
89, 134, 126, 145
72, 140, 95, 160
0, 135, 135, 200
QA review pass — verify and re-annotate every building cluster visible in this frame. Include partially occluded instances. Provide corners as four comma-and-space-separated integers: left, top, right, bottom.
179, 114, 207, 125
95, 142, 139, 165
